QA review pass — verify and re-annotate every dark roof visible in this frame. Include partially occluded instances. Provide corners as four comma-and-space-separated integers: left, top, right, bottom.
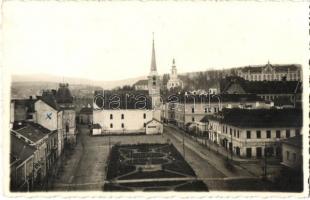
12, 122, 50, 143
10, 133, 36, 166
56, 83, 73, 104
80, 107, 93, 114
145, 118, 162, 125
200, 115, 209, 123
38, 90, 59, 110
92, 123, 101, 129
94, 90, 152, 109
12, 98, 36, 113
224, 79, 302, 94
208, 108, 302, 128
282, 135, 302, 148
134, 79, 148, 86
240, 64, 300, 73
171, 94, 263, 104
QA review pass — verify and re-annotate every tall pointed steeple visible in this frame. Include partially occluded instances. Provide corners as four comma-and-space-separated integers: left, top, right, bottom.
150, 32, 157, 72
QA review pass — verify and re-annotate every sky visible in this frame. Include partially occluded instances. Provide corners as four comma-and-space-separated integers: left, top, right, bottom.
2, 1, 309, 81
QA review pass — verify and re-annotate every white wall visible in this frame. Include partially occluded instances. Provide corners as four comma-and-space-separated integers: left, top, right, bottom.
35, 100, 58, 131
93, 109, 154, 134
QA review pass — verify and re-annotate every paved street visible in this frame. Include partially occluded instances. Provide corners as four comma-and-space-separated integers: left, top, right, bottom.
50, 124, 278, 191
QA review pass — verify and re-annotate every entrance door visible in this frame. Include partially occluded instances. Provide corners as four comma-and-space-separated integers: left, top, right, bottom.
256, 147, 262, 158
236, 147, 240, 156
246, 148, 252, 158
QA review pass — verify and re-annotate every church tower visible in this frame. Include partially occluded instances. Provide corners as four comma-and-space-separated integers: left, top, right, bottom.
148, 33, 161, 109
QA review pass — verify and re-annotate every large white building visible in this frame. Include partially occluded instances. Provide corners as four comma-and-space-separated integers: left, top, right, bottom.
92, 35, 163, 135
167, 59, 183, 90
236, 62, 301, 82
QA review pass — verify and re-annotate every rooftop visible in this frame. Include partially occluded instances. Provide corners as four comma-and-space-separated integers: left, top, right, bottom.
282, 135, 302, 148
94, 90, 152, 110
168, 94, 263, 104
208, 108, 302, 128
12, 122, 51, 143
10, 133, 36, 166
240, 64, 301, 73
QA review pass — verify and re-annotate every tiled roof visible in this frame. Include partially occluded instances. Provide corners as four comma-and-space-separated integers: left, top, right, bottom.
38, 90, 59, 110
10, 133, 36, 166
208, 108, 302, 128
175, 94, 263, 104
224, 79, 302, 94
12, 122, 50, 143
95, 90, 152, 109
242, 81, 301, 94
134, 79, 148, 86
282, 135, 302, 148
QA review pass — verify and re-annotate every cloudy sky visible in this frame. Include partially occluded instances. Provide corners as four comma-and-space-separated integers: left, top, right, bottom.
2, 1, 308, 81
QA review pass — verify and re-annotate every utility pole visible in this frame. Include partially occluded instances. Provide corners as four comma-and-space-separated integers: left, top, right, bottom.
183, 132, 185, 159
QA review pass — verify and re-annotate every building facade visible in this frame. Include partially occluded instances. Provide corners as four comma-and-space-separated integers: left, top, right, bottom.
206, 108, 302, 158
236, 62, 301, 81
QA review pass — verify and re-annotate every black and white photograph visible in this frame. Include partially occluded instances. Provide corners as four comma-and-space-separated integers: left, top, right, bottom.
1, 1, 309, 197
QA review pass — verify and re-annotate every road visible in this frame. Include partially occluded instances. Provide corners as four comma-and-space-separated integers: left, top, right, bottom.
51, 124, 277, 191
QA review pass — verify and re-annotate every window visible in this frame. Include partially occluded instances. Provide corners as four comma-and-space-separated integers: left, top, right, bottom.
293, 153, 297, 161
237, 130, 240, 138
110, 114, 113, 120
266, 130, 271, 139
276, 130, 281, 138
246, 130, 251, 139
256, 130, 261, 139
225, 127, 227, 133
286, 130, 290, 138
223, 126, 225, 133
143, 113, 146, 119
121, 123, 124, 128
204, 108, 207, 113
192, 108, 195, 113
110, 123, 113, 128
192, 117, 195, 122
295, 129, 300, 136
121, 114, 124, 119
143, 123, 146, 128
230, 128, 232, 135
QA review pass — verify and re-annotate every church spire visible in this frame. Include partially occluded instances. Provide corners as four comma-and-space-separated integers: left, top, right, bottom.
150, 33, 157, 72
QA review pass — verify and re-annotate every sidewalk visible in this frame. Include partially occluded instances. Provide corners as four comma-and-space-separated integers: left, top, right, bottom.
165, 124, 281, 178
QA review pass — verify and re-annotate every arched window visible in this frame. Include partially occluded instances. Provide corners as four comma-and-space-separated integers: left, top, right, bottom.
110, 123, 113, 128
110, 114, 113, 120
121, 114, 124, 119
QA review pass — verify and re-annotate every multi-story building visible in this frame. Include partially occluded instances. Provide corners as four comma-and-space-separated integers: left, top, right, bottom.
206, 108, 302, 158
223, 77, 302, 107
11, 122, 49, 189
170, 94, 271, 129
55, 83, 76, 145
236, 62, 301, 81
10, 133, 36, 191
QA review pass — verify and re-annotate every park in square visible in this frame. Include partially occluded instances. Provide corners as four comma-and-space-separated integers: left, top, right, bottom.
104, 143, 208, 191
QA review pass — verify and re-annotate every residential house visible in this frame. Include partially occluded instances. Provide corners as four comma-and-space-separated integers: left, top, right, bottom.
10, 133, 36, 191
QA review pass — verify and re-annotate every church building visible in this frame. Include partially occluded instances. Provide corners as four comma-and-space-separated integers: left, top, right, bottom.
166, 59, 183, 90
92, 34, 163, 135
